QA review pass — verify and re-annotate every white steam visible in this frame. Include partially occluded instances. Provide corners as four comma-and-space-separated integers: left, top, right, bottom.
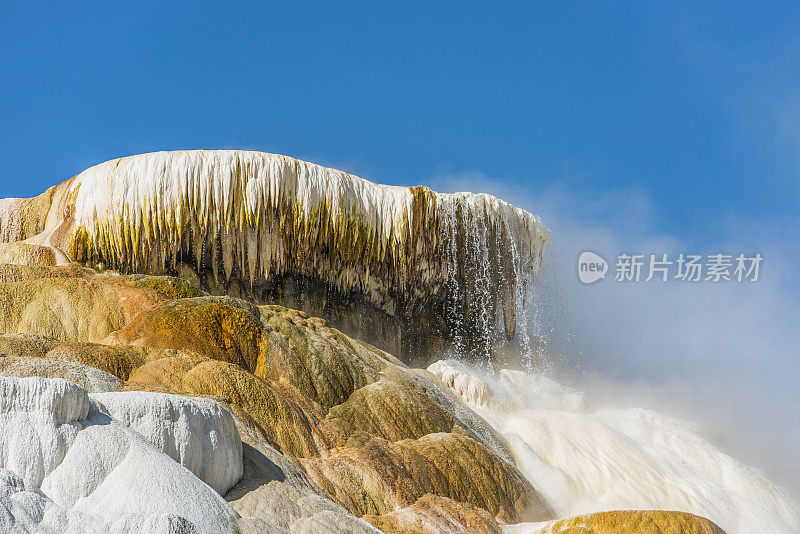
430, 171, 800, 506
429, 359, 800, 533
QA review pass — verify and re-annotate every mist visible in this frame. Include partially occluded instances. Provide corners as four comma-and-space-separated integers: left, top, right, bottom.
431, 171, 800, 501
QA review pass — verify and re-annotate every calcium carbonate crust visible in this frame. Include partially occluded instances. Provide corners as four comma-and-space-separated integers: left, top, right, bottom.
0, 376, 242, 533
0, 150, 550, 351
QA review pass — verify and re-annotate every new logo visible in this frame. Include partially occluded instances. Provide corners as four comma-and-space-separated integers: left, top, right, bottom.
578, 251, 608, 284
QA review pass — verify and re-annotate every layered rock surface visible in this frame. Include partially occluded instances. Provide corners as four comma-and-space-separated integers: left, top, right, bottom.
0, 157, 740, 533
0, 150, 550, 360
0, 263, 554, 533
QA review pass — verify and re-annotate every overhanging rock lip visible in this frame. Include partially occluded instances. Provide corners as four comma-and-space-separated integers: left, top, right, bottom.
0, 149, 551, 358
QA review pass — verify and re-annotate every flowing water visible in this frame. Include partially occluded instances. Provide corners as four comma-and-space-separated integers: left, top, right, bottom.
428, 359, 800, 533
432, 228, 800, 533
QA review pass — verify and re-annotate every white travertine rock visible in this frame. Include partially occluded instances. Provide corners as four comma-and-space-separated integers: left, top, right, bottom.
428, 359, 492, 407
0, 377, 87, 486
0, 467, 99, 533
428, 359, 588, 413
0, 467, 207, 534
91, 391, 243, 495
0, 377, 240, 533
0, 150, 550, 344
0, 357, 124, 393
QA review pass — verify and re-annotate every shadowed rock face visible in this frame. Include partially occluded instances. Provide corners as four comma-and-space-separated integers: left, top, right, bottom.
0, 150, 549, 362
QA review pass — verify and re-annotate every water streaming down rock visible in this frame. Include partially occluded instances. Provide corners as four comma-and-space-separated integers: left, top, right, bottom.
428, 359, 800, 534
0, 150, 550, 363
438, 192, 545, 365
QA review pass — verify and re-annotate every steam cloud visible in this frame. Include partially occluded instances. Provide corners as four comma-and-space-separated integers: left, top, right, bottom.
431, 171, 800, 500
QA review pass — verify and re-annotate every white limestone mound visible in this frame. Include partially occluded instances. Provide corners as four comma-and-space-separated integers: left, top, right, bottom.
0, 376, 241, 533
91, 391, 243, 495
0, 467, 100, 533
0, 468, 205, 534
0, 356, 124, 393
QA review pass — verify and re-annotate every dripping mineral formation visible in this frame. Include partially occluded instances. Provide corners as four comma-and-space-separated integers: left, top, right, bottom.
0, 150, 549, 362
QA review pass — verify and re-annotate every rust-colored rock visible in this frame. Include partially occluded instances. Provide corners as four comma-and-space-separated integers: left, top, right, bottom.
103, 296, 264, 372
0, 264, 555, 530
364, 495, 501, 534
526, 510, 726, 534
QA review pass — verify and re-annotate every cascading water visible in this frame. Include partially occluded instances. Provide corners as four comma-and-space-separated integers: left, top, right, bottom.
427, 359, 800, 533
436, 192, 550, 367
440, 197, 467, 357
429, 218, 799, 533
438, 194, 498, 364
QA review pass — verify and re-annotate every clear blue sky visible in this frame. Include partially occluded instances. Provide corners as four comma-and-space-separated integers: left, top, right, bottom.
1, 2, 798, 244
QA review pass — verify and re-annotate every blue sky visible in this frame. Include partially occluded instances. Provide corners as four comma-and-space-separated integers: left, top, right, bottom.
2, 2, 799, 248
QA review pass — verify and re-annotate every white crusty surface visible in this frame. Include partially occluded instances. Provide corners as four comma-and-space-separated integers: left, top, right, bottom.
0, 150, 551, 341
0, 376, 241, 533
0, 377, 88, 486
91, 391, 243, 495
66, 150, 549, 331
